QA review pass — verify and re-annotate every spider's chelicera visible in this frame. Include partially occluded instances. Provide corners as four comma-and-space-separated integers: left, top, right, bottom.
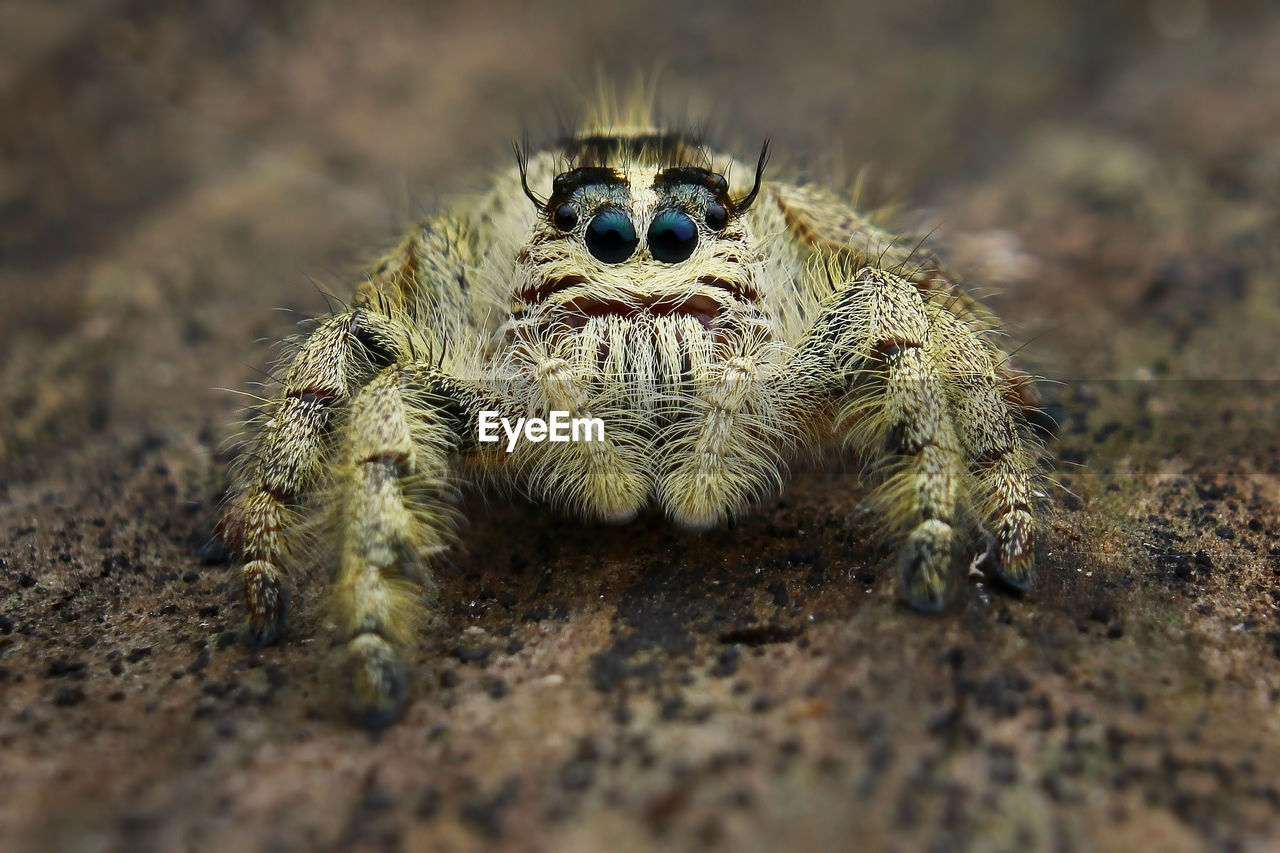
221, 104, 1048, 727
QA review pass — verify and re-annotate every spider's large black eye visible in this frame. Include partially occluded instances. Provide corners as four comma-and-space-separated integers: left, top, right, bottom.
585, 209, 638, 264
648, 209, 698, 263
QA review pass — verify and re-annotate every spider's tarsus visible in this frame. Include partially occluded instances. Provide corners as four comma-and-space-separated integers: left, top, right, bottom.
244, 602, 287, 647
898, 520, 956, 612
242, 559, 289, 646
347, 633, 408, 730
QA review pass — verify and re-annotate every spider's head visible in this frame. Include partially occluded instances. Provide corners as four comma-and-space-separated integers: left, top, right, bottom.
512, 137, 770, 329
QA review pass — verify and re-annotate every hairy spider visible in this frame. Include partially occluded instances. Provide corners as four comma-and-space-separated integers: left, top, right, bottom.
221, 99, 1048, 727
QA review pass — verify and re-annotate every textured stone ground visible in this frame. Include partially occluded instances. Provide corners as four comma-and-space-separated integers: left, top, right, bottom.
2, 1, 1278, 850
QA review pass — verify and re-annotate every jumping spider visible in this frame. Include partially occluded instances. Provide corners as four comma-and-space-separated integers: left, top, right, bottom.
221, 103, 1048, 727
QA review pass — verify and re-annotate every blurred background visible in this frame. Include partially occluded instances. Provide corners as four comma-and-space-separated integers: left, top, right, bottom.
1, 1, 1278, 849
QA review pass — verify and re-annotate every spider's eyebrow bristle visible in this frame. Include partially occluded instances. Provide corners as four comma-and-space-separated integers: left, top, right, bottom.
652, 166, 730, 197
550, 166, 628, 202
514, 138, 546, 209
732, 140, 771, 213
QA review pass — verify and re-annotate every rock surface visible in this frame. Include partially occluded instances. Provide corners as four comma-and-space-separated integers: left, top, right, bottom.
2, 1, 1278, 850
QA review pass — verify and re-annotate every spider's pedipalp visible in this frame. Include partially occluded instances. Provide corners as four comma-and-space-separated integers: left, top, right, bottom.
659, 343, 797, 531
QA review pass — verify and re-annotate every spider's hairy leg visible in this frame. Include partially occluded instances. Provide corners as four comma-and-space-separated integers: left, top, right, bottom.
772, 182, 1041, 597
224, 310, 400, 644
332, 362, 489, 728
943, 333, 1039, 590
803, 266, 972, 610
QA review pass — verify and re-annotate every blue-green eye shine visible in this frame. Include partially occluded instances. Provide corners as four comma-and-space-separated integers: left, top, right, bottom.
648, 209, 699, 263
585, 209, 638, 264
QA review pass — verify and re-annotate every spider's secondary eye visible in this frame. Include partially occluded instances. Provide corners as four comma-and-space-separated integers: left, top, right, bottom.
648, 209, 699, 263
585, 209, 638, 264
553, 203, 579, 231
704, 202, 728, 231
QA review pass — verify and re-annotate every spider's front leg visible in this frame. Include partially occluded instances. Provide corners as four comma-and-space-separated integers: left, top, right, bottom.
223, 310, 404, 645
799, 265, 1038, 609
224, 301, 505, 725
331, 363, 503, 727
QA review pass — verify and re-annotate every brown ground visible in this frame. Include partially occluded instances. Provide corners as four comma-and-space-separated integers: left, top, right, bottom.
2, 1, 1279, 850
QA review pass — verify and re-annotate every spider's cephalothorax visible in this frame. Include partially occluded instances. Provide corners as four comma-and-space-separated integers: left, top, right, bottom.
221, 108, 1047, 727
